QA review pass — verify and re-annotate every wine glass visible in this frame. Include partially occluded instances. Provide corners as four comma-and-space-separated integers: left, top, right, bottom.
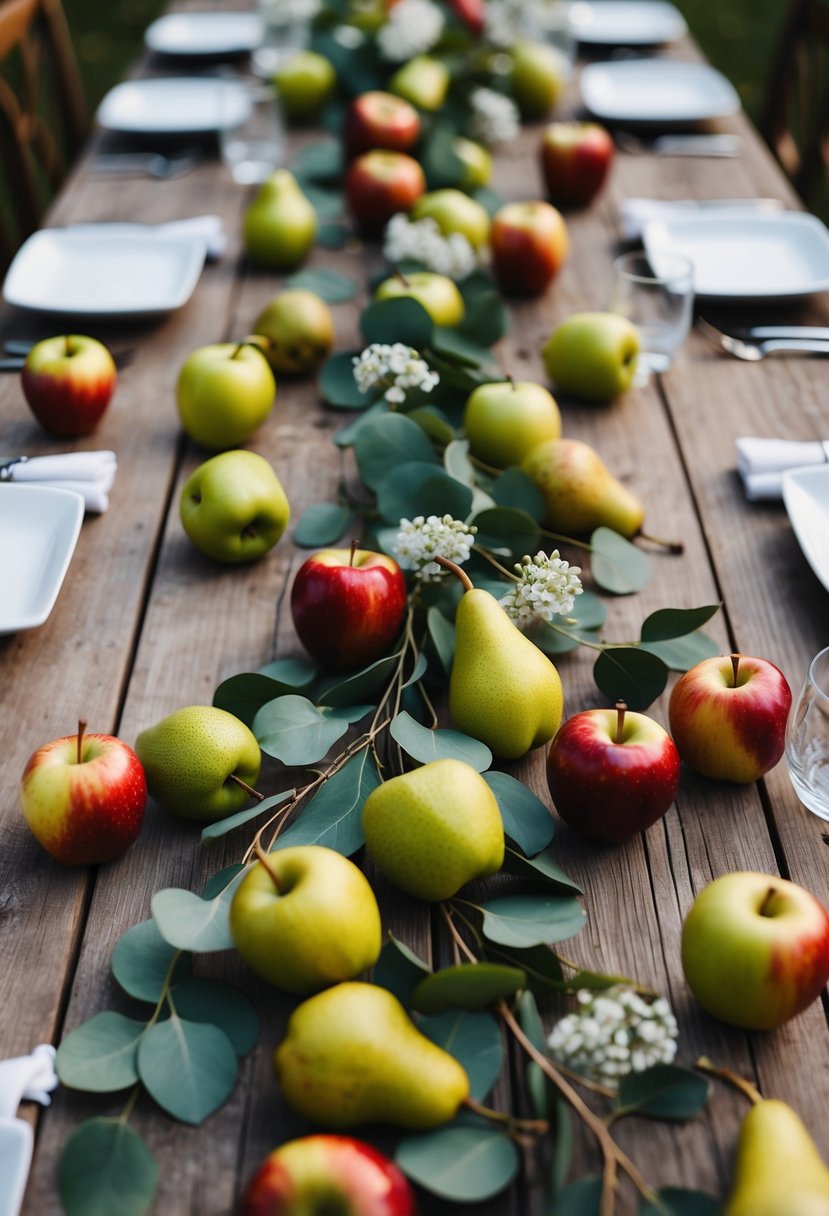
610, 250, 695, 386
786, 645, 829, 820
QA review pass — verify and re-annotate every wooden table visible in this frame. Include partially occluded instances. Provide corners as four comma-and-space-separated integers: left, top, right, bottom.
2, 10, 829, 1214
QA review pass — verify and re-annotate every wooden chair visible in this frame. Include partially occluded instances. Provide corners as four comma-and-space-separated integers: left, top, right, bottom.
759, 0, 829, 211
0, 0, 88, 271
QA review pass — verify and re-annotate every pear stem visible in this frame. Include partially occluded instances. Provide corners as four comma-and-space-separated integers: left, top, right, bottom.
253, 838, 283, 894
615, 701, 626, 745
637, 531, 685, 555
730, 653, 740, 687
76, 719, 87, 765
434, 555, 473, 591
462, 1095, 548, 1135
349, 538, 359, 567
695, 1057, 763, 1106
228, 774, 265, 802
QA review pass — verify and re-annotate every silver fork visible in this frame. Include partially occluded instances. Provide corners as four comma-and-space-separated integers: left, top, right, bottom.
91, 150, 202, 179
697, 318, 829, 361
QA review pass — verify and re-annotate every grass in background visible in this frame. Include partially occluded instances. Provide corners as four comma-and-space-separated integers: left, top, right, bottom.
675, 0, 785, 123
65, 0, 167, 108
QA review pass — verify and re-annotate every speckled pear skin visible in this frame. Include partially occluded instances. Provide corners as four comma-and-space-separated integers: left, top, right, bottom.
522, 438, 644, 537
725, 1100, 829, 1216
361, 758, 504, 900
274, 982, 470, 1129
449, 588, 564, 759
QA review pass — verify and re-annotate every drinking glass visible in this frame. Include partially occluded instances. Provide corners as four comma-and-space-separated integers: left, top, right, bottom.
521, 0, 577, 79
610, 250, 694, 385
218, 80, 284, 185
252, 0, 312, 77
785, 645, 829, 821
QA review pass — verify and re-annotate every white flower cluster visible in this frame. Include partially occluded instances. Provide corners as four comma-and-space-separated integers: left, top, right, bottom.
394, 515, 477, 581
499, 550, 583, 626
547, 986, 679, 1088
483, 0, 527, 46
383, 214, 479, 280
352, 343, 439, 406
468, 87, 521, 146
376, 0, 445, 61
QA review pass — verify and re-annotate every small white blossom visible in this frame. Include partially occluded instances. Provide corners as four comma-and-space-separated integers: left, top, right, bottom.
394, 514, 477, 581
376, 0, 445, 61
332, 23, 365, 48
547, 985, 679, 1090
468, 87, 520, 145
352, 343, 439, 406
499, 550, 582, 626
383, 214, 479, 280
484, 0, 571, 48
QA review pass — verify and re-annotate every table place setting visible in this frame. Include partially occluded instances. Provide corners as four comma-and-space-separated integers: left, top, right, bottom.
0, 1045, 59, 1216
0, 450, 117, 513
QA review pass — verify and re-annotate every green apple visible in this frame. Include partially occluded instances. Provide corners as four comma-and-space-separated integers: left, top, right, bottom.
274, 51, 336, 122
374, 271, 465, 326
135, 705, 261, 821
388, 55, 450, 112
243, 169, 317, 271
410, 188, 490, 249
453, 136, 492, 189
510, 40, 567, 119
176, 342, 276, 450
230, 846, 382, 995
464, 379, 561, 468
542, 312, 641, 401
251, 289, 335, 376
179, 449, 290, 563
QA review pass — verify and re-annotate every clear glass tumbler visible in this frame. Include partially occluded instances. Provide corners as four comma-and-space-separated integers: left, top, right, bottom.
218, 81, 284, 185
252, 0, 312, 77
520, 0, 577, 79
610, 250, 695, 385
786, 645, 829, 820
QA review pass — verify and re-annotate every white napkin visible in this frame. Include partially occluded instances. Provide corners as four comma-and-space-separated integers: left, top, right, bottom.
2, 450, 117, 513
736, 436, 829, 500
0, 1045, 59, 1216
618, 197, 784, 242
69, 215, 226, 261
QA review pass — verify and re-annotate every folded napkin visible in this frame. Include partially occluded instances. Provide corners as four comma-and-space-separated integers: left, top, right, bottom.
0, 1045, 59, 1216
1, 450, 117, 513
618, 197, 784, 242
70, 215, 226, 261
736, 436, 829, 500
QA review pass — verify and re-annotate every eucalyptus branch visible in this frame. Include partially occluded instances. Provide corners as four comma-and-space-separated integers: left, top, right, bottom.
441, 903, 478, 963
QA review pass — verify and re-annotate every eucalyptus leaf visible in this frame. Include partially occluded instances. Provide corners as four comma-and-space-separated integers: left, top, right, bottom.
111, 919, 191, 1002
639, 1189, 721, 1216
535, 624, 580, 656
419, 1009, 504, 1101
482, 771, 555, 856
501, 846, 582, 895
560, 589, 607, 631
402, 651, 428, 688
286, 267, 358, 303
200, 789, 295, 843
471, 186, 505, 215
334, 400, 389, 446
486, 943, 565, 996
213, 672, 305, 727
640, 604, 720, 642
432, 327, 495, 368
360, 297, 434, 348
614, 1065, 710, 1122
390, 711, 492, 771
396, 1124, 519, 1202
257, 657, 317, 688
320, 350, 369, 409
444, 438, 476, 486
427, 606, 455, 675
458, 287, 508, 347
412, 963, 526, 1015
320, 652, 400, 708
252, 695, 372, 765
60, 1120, 158, 1216
475, 894, 587, 949
293, 502, 352, 548
372, 934, 431, 1007
316, 221, 350, 248
376, 462, 473, 524
301, 181, 344, 221
591, 527, 652, 594
407, 404, 456, 445
291, 137, 343, 182
56, 1012, 144, 1093
152, 867, 250, 953
491, 467, 545, 519
137, 1017, 237, 1125
201, 863, 245, 900
170, 977, 259, 1056
545, 1176, 603, 1216
472, 506, 540, 558
593, 646, 668, 710
354, 412, 437, 491
274, 747, 380, 855
641, 630, 720, 671
517, 990, 549, 1119
420, 122, 466, 188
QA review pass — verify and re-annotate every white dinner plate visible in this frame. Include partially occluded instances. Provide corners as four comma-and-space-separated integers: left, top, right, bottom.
643, 212, 829, 300
569, 0, 687, 45
145, 11, 263, 57
0, 486, 84, 634
3, 227, 207, 318
96, 77, 251, 135
783, 466, 829, 593
579, 59, 740, 124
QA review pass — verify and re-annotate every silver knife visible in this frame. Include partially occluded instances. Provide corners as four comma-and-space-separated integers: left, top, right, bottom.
653, 134, 742, 157
738, 326, 829, 342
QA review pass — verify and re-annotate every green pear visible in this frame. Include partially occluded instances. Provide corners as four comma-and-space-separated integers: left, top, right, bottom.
251, 289, 334, 376
274, 981, 470, 1128
510, 40, 567, 119
388, 54, 450, 112
229, 847, 382, 994
444, 562, 564, 759
410, 188, 491, 249
453, 136, 492, 189
362, 758, 504, 901
522, 438, 645, 537
135, 706, 260, 821
243, 169, 317, 271
725, 1099, 829, 1215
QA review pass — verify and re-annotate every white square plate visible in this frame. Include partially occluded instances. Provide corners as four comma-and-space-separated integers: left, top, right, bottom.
145, 11, 263, 57
643, 212, 829, 299
579, 59, 740, 123
783, 466, 829, 593
96, 77, 250, 135
570, 1, 687, 45
3, 227, 207, 318
0, 486, 85, 634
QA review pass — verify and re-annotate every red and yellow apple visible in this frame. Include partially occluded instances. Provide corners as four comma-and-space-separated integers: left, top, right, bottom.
490, 201, 569, 296
344, 90, 421, 158
540, 121, 614, 209
21, 335, 117, 437
345, 150, 426, 238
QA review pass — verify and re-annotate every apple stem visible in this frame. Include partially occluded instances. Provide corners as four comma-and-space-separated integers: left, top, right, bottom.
758, 885, 778, 917
76, 719, 87, 765
395, 270, 411, 288
349, 538, 359, 567
253, 838, 283, 894
228, 774, 265, 802
614, 701, 627, 744
506, 373, 516, 391
65, 335, 72, 357
730, 653, 740, 687
637, 531, 685, 555
695, 1057, 763, 1106
230, 342, 247, 360
434, 555, 473, 592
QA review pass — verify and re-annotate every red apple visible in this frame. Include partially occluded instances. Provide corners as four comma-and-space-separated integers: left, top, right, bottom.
19, 720, 146, 865
490, 201, 570, 296
540, 121, 614, 209
21, 334, 117, 437
546, 702, 680, 843
243, 1135, 416, 1215
291, 545, 408, 672
668, 653, 792, 783
681, 872, 829, 1029
344, 90, 421, 159
448, 0, 485, 34
345, 150, 426, 238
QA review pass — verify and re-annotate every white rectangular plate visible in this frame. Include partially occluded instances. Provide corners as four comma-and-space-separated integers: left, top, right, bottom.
783, 466, 829, 593
145, 12, 263, 57
0, 486, 84, 634
96, 77, 250, 135
643, 212, 829, 299
570, 1, 687, 45
3, 227, 207, 317
580, 59, 740, 123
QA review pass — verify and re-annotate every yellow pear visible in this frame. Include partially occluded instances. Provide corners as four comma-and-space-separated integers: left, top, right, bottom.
725, 1099, 829, 1215
274, 982, 470, 1128
362, 758, 504, 901
522, 437, 644, 537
